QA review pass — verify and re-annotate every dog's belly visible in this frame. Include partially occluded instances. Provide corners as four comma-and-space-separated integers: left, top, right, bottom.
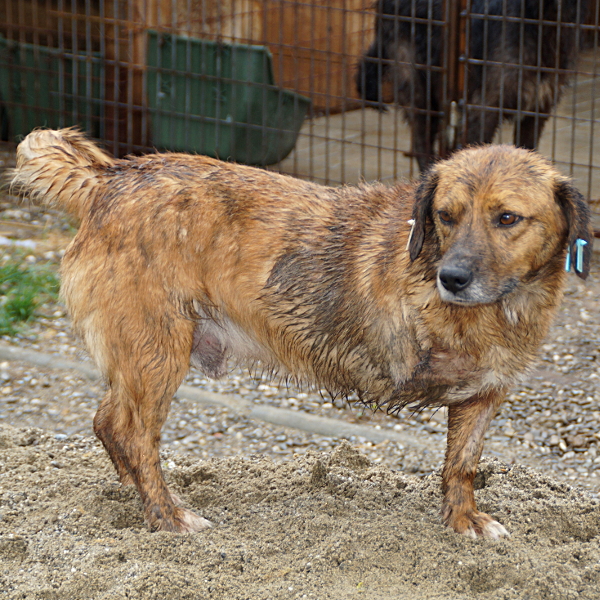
190, 309, 267, 379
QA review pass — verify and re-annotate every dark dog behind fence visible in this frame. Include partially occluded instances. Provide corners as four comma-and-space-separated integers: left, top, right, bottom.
356, 0, 589, 171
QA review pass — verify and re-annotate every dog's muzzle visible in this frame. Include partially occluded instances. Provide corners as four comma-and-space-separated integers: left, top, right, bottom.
438, 265, 473, 295
437, 262, 513, 305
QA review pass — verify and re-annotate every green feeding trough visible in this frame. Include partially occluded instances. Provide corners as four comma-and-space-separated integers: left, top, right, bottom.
0, 35, 103, 141
146, 31, 310, 166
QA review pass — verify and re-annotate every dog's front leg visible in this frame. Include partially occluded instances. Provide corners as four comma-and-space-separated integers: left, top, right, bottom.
515, 114, 549, 150
441, 389, 508, 539
411, 112, 440, 173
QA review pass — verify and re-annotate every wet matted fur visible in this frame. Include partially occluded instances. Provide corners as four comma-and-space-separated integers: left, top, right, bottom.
356, 0, 588, 171
10, 128, 593, 538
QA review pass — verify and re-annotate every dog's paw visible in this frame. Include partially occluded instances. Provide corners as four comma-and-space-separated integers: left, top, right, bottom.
446, 510, 509, 540
148, 505, 213, 533
170, 492, 184, 506
176, 507, 213, 533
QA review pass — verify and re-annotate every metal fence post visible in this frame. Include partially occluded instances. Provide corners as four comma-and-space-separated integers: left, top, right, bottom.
441, 0, 467, 158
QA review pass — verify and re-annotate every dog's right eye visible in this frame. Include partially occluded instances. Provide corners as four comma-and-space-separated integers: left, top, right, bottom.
438, 210, 453, 225
498, 213, 522, 227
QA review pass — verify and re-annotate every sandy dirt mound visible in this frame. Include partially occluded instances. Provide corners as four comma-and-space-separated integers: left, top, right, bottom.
1, 425, 600, 599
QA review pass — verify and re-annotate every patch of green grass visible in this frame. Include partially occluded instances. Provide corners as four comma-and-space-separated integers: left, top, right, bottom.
0, 259, 60, 335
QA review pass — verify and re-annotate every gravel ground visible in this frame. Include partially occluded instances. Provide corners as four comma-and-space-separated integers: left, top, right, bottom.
0, 146, 599, 495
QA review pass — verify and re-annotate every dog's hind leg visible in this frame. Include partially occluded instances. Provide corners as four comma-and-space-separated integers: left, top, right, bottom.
94, 388, 135, 486
92, 317, 211, 533
441, 389, 509, 539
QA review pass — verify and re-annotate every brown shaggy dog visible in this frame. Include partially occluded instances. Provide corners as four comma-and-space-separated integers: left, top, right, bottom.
10, 128, 592, 538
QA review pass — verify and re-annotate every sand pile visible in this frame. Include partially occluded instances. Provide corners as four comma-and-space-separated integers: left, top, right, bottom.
1, 424, 599, 599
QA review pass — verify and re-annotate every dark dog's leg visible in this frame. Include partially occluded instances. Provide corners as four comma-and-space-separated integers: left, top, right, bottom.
465, 107, 500, 146
442, 389, 508, 539
93, 317, 211, 533
412, 112, 440, 172
515, 114, 549, 149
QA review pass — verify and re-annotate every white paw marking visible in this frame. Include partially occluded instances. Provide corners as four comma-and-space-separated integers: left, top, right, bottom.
482, 520, 510, 539
180, 507, 212, 532
462, 519, 509, 540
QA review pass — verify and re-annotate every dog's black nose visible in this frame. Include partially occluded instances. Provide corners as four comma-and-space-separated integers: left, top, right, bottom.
439, 266, 473, 294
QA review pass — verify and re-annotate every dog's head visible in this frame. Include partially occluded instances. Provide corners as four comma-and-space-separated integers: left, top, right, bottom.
408, 145, 593, 305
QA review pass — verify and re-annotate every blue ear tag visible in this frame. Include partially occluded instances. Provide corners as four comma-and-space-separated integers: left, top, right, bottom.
576, 239, 587, 273
565, 239, 587, 273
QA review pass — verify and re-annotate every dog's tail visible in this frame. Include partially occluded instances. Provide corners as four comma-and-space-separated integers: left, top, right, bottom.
9, 128, 115, 221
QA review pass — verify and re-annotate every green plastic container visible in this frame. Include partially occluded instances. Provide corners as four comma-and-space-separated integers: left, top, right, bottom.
0, 36, 103, 141
146, 31, 310, 166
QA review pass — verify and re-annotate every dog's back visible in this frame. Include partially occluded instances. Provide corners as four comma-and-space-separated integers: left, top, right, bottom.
467, 0, 586, 115
11, 128, 410, 392
358, 0, 585, 105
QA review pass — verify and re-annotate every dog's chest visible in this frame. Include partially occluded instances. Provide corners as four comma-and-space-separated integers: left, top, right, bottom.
387, 331, 531, 409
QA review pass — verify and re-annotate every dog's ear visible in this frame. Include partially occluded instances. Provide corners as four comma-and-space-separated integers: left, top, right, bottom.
555, 179, 593, 280
409, 170, 438, 261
